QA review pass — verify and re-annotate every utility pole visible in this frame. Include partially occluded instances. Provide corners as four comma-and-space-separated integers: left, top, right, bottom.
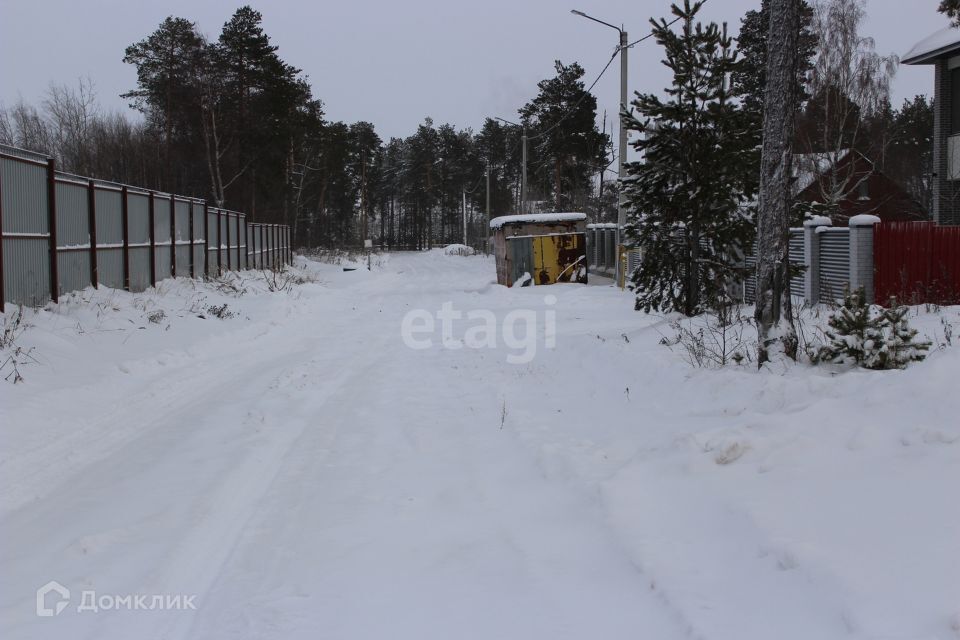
521, 125, 528, 215
462, 190, 468, 246
485, 161, 491, 252
571, 9, 629, 285
495, 117, 528, 215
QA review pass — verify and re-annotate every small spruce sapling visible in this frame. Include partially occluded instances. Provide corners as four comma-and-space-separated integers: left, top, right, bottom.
815, 287, 876, 366
815, 287, 930, 369
866, 301, 931, 370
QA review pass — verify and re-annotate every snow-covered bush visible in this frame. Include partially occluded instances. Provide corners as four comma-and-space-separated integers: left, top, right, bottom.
443, 244, 475, 256
813, 287, 930, 370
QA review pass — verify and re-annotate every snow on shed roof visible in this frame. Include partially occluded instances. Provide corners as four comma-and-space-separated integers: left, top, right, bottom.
489, 212, 587, 229
903, 26, 960, 65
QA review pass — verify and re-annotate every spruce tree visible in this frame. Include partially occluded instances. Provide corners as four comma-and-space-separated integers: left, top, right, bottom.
815, 287, 878, 365
623, 0, 758, 316
815, 288, 931, 369
869, 302, 931, 370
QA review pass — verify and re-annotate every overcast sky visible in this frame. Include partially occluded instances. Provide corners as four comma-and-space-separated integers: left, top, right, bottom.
0, 0, 950, 141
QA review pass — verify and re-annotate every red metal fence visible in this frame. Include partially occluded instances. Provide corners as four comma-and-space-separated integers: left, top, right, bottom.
874, 221, 960, 305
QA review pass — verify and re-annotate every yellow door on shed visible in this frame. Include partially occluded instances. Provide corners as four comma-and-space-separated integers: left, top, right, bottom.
531, 233, 586, 285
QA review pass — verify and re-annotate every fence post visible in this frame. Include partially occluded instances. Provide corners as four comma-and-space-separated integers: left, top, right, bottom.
188, 202, 195, 279
803, 217, 829, 305
0, 155, 5, 311
236, 213, 243, 270
122, 186, 130, 290
46, 158, 59, 303
217, 209, 224, 275
88, 180, 98, 288
148, 191, 156, 287
170, 196, 176, 277
849, 215, 881, 304
203, 203, 209, 278
225, 212, 231, 271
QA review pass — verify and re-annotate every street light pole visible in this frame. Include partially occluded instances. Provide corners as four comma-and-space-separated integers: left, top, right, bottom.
571, 9, 628, 285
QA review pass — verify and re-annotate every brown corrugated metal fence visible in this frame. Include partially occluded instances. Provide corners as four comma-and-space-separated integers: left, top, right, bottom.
0, 143, 293, 311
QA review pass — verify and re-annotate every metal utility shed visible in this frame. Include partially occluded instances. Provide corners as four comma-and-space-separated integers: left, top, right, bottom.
489, 213, 588, 287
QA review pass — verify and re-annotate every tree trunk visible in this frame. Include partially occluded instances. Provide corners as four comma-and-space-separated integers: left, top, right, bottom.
756, 0, 801, 365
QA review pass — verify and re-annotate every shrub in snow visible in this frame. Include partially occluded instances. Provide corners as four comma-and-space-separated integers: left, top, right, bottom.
813, 287, 930, 369
660, 296, 756, 368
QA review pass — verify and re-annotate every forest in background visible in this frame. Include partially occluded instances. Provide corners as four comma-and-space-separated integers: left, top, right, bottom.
0, 2, 934, 249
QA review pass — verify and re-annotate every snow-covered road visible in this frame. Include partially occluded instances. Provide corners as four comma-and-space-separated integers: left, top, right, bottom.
2, 251, 959, 640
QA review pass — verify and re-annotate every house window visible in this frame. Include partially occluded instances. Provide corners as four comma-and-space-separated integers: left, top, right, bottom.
858, 179, 869, 200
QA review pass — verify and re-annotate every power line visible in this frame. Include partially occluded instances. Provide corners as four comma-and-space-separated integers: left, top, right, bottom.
522, 2, 704, 175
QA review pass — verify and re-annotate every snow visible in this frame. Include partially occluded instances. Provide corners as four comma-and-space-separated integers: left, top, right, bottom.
903, 25, 960, 65
441, 243, 475, 256
586, 222, 619, 229
804, 215, 833, 227
489, 212, 586, 229
2, 252, 959, 640
848, 214, 882, 226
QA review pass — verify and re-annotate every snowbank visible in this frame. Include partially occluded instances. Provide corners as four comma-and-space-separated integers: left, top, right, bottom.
442, 243, 476, 256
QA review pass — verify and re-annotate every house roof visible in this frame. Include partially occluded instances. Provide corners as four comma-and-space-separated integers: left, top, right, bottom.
903, 26, 960, 65
792, 150, 853, 195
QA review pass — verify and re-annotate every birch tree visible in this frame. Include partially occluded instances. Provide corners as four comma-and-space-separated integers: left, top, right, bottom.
795, 0, 898, 218
755, 0, 802, 365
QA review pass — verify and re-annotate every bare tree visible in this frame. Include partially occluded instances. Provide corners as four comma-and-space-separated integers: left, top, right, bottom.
44, 78, 99, 174
797, 0, 898, 212
5, 100, 53, 152
0, 106, 13, 145
756, 0, 802, 365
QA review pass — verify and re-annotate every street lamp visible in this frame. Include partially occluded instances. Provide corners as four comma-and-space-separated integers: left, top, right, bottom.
571, 9, 628, 285
495, 116, 528, 215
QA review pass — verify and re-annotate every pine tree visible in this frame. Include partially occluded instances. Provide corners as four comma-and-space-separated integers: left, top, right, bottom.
520, 61, 607, 211
623, 0, 758, 316
732, 0, 816, 118
755, 0, 802, 364
122, 17, 206, 192
940, 0, 960, 24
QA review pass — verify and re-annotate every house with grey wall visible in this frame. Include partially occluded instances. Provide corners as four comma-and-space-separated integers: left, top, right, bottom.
904, 27, 960, 226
